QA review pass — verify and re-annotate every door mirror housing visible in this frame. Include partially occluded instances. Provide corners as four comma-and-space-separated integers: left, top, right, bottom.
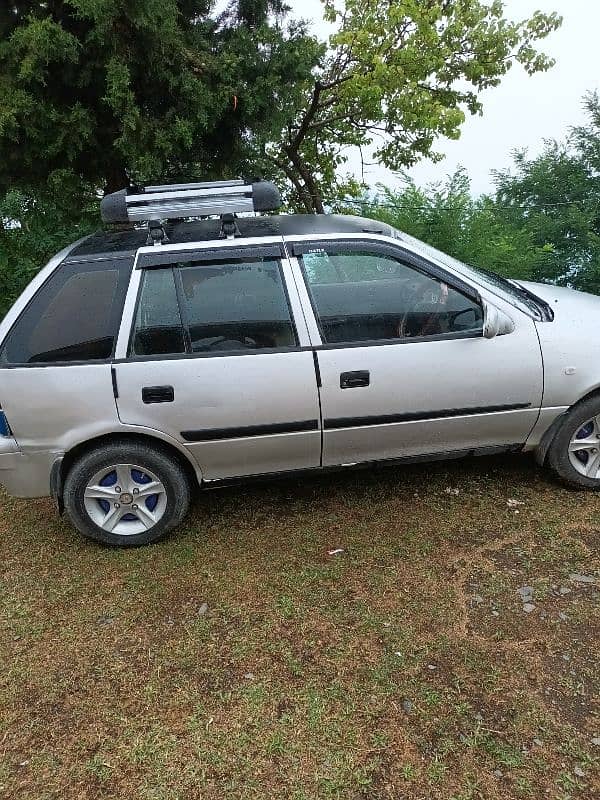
483, 303, 515, 339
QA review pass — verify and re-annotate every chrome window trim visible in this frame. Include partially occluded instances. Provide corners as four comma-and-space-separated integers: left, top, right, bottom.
115, 252, 143, 359
135, 234, 285, 257
279, 256, 312, 347
287, 231, 541, 321
286, 256, 323, 345
289, 235, 485, 348
119, 242, 312, 359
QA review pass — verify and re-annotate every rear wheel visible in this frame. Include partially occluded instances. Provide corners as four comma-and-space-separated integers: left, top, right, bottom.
547, 396, 600, 489
64, 441, 191, 546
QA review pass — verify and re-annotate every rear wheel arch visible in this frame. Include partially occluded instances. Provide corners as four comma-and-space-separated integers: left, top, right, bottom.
58, 432, 201, 499
63, 438, 192, 546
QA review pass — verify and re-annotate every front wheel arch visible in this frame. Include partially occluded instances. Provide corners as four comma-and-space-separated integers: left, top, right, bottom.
536, 386, 600, 467
545, 393, 600, 488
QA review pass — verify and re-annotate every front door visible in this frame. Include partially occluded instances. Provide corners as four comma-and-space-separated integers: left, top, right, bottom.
291, 240, 543, 467
114, 244, 321, 480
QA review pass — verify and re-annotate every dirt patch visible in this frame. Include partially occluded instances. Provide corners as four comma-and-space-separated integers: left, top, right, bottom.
1, 455, 598, 799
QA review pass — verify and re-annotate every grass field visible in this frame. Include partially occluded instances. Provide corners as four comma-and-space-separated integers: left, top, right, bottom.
1, 453, 598, 800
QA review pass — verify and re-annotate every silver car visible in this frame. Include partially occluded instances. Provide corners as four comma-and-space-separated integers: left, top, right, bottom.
0, 179, 599, 547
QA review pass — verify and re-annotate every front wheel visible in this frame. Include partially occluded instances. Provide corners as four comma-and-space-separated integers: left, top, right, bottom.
547, 396, 600, 489
63, 440, 191, 546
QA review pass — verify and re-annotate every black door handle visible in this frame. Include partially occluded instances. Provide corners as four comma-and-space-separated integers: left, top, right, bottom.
142, 385, 174, 404
340, 370, 370, 389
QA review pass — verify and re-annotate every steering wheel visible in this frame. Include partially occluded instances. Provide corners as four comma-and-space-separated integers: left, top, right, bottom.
446, 307, 479, 332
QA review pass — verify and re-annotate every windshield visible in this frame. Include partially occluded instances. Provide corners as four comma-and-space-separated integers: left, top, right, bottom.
393, 229, 548, 320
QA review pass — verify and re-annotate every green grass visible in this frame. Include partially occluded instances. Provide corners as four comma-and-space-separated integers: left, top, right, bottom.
0, 454, 598, 799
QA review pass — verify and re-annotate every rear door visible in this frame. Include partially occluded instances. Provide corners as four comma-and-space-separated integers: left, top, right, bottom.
114, 242, 322, 480
288, 238, 543, 467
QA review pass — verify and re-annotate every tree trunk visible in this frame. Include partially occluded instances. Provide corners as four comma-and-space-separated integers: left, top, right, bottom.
283, 145, 325, 214
103, 163, 129, 195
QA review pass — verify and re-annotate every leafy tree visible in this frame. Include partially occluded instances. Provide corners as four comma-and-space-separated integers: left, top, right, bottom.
266, 0, 561, 212
344, 93, 600, 295
350, 169, 554, 281
0, 1, 320, 314
0, 1, 318, 195
492, 92, 600, 292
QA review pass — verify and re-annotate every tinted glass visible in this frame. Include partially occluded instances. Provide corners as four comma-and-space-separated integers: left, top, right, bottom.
176, 259, 297, 352
1, 258, 131, 364
393, 229, 546, 318
301, 250, 483, 344
130, 268, 186, 356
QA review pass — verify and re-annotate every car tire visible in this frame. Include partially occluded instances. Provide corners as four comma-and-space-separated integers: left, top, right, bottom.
63, 440, 191, 547
547, 395, 600, 490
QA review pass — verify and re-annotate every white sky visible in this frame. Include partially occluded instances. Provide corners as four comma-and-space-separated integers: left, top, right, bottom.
293, 0, 600, 195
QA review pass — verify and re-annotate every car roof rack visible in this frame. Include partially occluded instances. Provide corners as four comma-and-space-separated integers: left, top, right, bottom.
100, 179, 281, 244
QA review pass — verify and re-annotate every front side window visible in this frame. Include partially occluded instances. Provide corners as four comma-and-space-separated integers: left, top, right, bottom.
130, 257, 298, 356
300, 249, 483, 345
1, 258, 131, 364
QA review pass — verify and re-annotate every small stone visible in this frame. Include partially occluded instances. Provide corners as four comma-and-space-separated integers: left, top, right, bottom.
493, 769, 503, 778
558, 586, 571, 595
570, 573, 596, 584
401, 699, 413, 714
533, 738, 544, 747
244, 672, 255, 680
558, 612, 568, 621
591, 737, 600, 746
522, 603, 536, 613
198, 602, 209, 616
562, 653, 571, 661
573, 766, 585, 778
491, 610, 500, 617
96, 614, 114, 626
427, 664, 437, 670
471, 594, 484, 605
507, 498, 525, 509
517, 586, 534, 602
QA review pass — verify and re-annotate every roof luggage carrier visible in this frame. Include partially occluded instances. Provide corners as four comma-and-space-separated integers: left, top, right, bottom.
100, 179, 281, 244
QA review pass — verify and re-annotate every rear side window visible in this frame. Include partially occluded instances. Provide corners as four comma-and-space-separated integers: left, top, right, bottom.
130, 258, 298, 355
1, 258, 131, 364
130, 268, 186, 356
178, 260, 297, 352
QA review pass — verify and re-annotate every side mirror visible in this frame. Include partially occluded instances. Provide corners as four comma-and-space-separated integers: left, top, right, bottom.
483, 303, 515, 339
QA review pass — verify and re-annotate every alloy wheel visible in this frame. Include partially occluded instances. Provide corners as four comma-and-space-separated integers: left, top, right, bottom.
83, 464, 167, 535
568, 417, 600, 479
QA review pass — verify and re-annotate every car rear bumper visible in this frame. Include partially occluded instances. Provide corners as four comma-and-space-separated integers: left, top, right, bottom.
0, 437, 57, 498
